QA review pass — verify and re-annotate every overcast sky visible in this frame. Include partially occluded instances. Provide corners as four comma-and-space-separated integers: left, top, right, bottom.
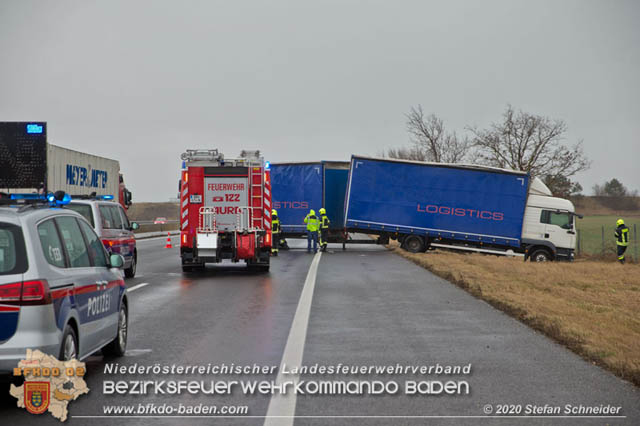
1, 0, 638, 201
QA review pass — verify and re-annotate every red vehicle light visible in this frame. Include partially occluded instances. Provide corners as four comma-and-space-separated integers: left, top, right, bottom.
0, 280, 51, 305
102, 239, 114, 247
0, 282, 22, 303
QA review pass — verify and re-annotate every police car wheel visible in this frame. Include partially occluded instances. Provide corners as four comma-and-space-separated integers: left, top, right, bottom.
103, 304, 128, 357
124, 253, 137, 278
59, 325, 78, 361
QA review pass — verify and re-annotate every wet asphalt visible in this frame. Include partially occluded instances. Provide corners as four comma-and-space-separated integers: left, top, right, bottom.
0, 236, 638, 425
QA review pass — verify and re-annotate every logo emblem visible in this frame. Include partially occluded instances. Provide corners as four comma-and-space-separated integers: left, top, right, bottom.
25, 382, 50, 415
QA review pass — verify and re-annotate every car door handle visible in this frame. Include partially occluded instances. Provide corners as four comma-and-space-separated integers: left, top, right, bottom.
567, 230, 575, 235
544, 233, 550, 238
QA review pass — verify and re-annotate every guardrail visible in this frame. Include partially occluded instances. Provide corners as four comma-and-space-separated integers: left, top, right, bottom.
134, 219, 180, 225
135, 230, 181, 240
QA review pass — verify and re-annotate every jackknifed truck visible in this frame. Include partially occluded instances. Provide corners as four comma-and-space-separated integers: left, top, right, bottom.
343, 156, 580, 261
179, 149, 272, 272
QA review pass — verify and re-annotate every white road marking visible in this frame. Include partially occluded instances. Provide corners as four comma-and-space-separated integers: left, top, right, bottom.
125, 349, 153, 356
127, 282, 150, 293
264, 252, 322, 426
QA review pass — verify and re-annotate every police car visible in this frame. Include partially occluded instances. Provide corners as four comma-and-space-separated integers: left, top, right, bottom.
64, 195, 139, 278
0, 192, 129, 372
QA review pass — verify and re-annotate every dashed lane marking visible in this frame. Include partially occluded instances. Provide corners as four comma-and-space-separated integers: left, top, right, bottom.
264, 251, 322, 426
127, 282, 150, 293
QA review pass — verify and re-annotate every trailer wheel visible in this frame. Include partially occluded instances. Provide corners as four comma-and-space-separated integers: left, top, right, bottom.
403, 235, 425, 253
530, 249, 552, 262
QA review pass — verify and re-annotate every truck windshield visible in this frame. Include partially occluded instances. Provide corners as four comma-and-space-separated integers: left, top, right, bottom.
0, 223, 28, 275
65, 203, 95, 227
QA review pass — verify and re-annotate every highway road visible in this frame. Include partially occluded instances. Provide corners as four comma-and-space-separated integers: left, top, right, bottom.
1, 236, 639, 425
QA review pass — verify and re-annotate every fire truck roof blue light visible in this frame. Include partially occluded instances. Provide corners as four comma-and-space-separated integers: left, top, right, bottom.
265, 161, 271, 170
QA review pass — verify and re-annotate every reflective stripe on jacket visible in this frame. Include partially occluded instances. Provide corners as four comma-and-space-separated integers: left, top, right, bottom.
272, 217, 280, 234
320, 215, 330, 229
615, 225, 629, 246
304, 214, 319, 232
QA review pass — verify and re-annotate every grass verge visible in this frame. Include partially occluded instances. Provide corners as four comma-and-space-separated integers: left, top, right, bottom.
388, 243, 640, 386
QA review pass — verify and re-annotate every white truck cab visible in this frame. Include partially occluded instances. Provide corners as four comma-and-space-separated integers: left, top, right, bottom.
521, 178, 579, 261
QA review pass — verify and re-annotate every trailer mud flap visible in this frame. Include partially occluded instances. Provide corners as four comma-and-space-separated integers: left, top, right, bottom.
236, 233, 256, 259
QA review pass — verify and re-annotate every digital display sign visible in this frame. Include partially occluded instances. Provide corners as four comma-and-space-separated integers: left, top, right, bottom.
0, 122, 47, 190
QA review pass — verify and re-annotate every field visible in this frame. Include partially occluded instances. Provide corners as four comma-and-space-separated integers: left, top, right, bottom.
576, 215, 639, 261
127, 202, 179, 222
388, 243, 640, 386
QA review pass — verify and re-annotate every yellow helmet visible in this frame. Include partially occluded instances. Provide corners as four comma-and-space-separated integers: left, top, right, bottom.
271, 209, 278, 216
309, 209, 315, 215
319, 208, 326, 215
616, 218, 624, 227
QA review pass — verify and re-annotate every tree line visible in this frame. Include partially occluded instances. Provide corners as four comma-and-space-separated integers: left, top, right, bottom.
387, 105, 635, 198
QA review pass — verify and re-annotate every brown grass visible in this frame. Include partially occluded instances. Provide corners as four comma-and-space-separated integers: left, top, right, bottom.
388, 242, 640, 386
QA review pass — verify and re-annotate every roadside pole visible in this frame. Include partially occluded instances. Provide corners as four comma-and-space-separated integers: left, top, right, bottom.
635, 224, 638, 264
601, 225, 605, 256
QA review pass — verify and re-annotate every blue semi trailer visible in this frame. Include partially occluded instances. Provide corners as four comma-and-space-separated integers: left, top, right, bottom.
344, 156, 580, 261
271, 161, 356, 244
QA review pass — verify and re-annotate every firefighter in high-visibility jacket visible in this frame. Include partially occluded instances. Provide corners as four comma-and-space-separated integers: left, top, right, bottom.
271, 209, 280, 256
304, 209, 320, 253
318, 208, 330, 252
614, 218, 630, 264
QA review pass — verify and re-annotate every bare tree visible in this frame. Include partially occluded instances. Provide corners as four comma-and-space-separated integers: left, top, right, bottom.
387, 105, 471, 163
468, 105, 590, 180
386, 146, 428, 162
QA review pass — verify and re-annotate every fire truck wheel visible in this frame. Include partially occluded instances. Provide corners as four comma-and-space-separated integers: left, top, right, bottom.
247, 262, 270, 272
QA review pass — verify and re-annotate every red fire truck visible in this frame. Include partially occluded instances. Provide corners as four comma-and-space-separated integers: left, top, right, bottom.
179, 149, 272, 272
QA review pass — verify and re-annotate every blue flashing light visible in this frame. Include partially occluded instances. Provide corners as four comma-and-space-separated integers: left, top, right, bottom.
99, 195, 114, 200
264, 161, 271, 170
26, 123, 43, 134
182, 161, 186, 170
47, 194, 56, 203
10, 193, 43, 200
59, 193, 71, 205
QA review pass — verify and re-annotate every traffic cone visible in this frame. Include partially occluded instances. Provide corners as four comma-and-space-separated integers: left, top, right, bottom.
165, 232, 173, 248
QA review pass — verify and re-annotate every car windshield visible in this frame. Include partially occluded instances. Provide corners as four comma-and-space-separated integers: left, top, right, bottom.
0, 222, 28, 275
65, 203, 95, 227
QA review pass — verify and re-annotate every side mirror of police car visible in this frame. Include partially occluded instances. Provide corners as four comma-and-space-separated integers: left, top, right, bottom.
110, 254, 125, 269
130, 222, 139, 231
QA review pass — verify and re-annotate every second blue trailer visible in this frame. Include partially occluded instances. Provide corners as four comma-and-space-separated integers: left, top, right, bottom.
270, 161, 350, 243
